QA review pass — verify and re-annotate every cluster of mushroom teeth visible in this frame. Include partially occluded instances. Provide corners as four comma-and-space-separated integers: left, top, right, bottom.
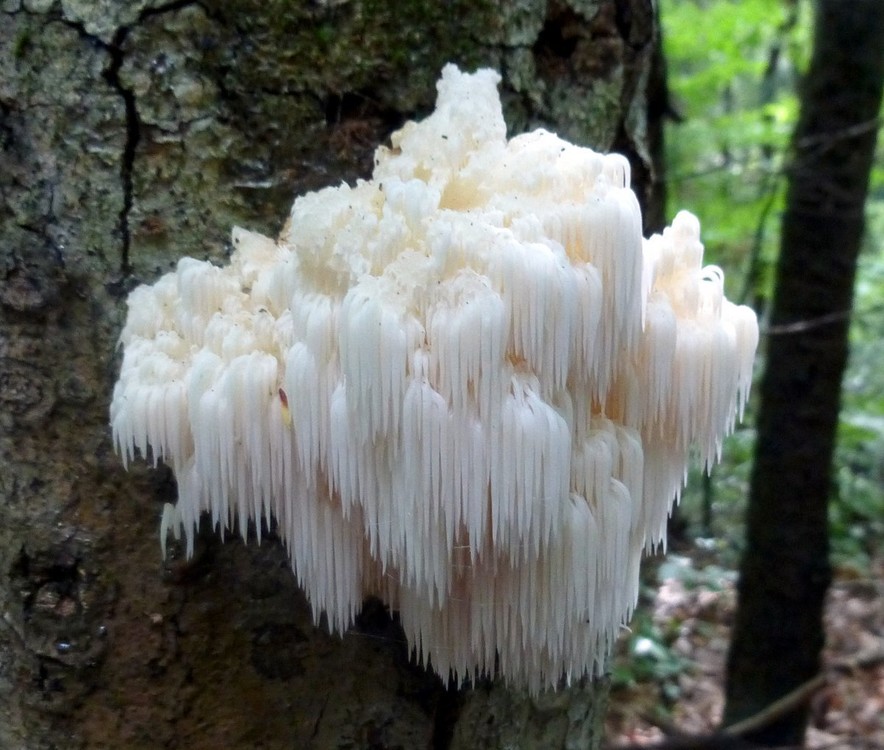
111, 65, 758, 693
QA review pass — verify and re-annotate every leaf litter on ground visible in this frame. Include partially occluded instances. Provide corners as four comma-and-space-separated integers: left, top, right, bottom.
605, 552, 884, 749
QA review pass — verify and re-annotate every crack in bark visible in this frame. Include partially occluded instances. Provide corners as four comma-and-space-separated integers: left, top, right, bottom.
310, 695, 329, 742
101, 27, 138, 276
104, 1, 204, 276
141, 0, 204, 21
52, 0, 203, 276
431, 684, 463, 750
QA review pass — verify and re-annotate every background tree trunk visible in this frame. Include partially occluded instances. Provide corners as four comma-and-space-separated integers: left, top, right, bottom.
723, 0, 884, 745
0, 1, 660, 748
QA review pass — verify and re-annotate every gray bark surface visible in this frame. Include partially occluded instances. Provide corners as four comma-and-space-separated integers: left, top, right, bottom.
0, 1, 656, 747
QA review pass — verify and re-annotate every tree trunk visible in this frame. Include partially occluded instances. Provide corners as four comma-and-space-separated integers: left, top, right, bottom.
723, 0, 884, 745
0, 1, 659, 748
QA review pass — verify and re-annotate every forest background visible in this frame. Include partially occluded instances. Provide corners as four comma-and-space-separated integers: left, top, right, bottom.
605, 1, 884, 747
663, 0, 883, 572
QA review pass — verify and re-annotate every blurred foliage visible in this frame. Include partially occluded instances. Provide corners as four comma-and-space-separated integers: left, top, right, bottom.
662, 0, 810, 303
610, 558, 737, 700
611, 608, 687, 701
833, 241, 884, 570
660, 0, 884, 570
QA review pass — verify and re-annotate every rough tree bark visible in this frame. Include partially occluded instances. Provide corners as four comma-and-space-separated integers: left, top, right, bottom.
724, 0, 884, 745
0, 1, 660, 748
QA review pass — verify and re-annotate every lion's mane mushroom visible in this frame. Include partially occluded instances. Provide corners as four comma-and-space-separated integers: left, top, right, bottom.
111, 65, 758, 692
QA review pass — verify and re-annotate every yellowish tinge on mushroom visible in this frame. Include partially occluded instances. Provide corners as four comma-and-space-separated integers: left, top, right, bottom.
111, 64, 758, 693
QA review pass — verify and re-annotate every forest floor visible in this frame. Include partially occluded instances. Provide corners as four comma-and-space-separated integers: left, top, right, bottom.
604, 551, 883, 750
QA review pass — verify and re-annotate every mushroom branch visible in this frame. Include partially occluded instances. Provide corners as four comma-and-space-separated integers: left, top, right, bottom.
111, 65, 758, 693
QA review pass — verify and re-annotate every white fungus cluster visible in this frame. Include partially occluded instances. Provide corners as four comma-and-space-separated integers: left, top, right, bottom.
111, 65, 758, 693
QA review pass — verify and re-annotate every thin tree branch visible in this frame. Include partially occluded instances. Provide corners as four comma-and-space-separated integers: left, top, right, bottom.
794, 117, 882, 151
604, 674, 827, 750
721, 673, 827, 737
763, 310, 852, 335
